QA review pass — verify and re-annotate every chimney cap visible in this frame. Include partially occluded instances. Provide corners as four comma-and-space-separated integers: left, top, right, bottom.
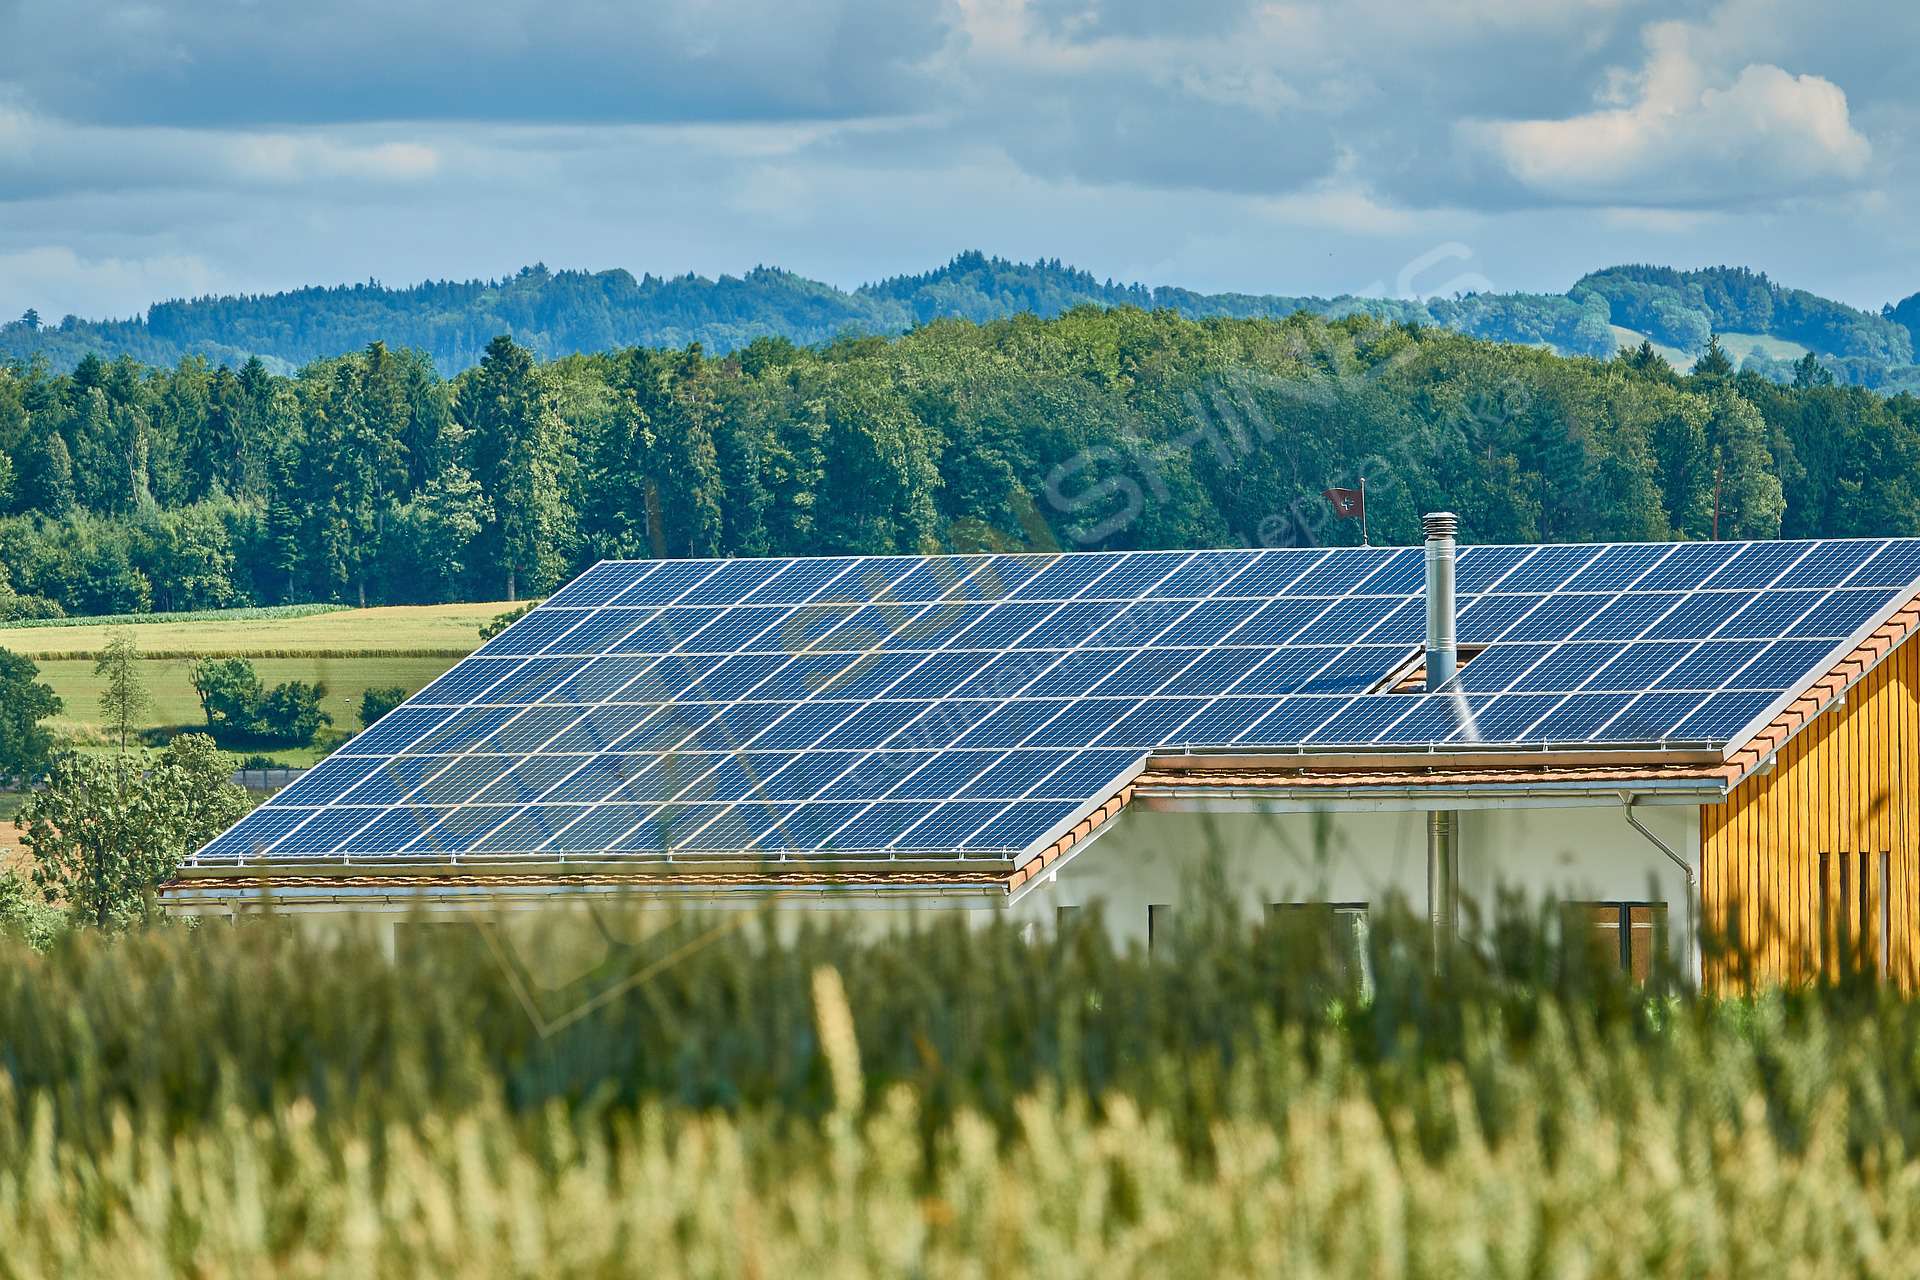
1422, 512, 1459, 542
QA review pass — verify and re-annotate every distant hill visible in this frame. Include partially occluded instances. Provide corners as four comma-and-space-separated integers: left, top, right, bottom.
5, 251, 1920, 390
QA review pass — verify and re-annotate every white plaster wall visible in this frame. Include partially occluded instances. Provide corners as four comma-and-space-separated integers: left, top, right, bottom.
1005, 801, 1701, 966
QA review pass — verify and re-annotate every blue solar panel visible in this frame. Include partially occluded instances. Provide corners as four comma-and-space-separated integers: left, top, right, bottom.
1852, 541, 1920, 588
1090, 649, 1202, 697
541, 609, 648, 655
1582, 642, 1694, 692
1151, 550, 1259, 598
679, 703, 794, 752
413, 806, 518, 853
543, 561, 657, 607
1643, 592, 1746, 641
1308, 697, 1413, 745
1158, 599, 1258, 646
1459, 694, 1564, 743
898, 802, 1006, 850
1635, 542, 1742, 591
1008, 553, 1126, 600
958, 749, 1078, 799
545, 804, 653, 852
1098, 698, 1208, 746
407, 706, 522, 756
545, 656, 653, 704
1372, 693, 1483, 743
1457, 594, 1547, 644
1083, 600, 1194, 648
675, 557, 787, 606
1026, 749, 1142, 798
754, 652, 862, 700
1021, 600, 1124, 647
415, 657, 523, 705
1453, 544, 1535, 592
889, 700, 1001, 751
740, 558, 855, 604
1025, 699, 1131, 747
961, 801, 1080, 850
1562, 543, 1672, 591
1218, 550, 1326, 597
1573, 593, 1684, 642
1652, 640, 1767, 690
952, 555, 1052, 601
1242, 696, 1349, 743
1493, 544, 1602, 593
1787, 589, 1899, 639
1224, 598, 1329, 646
1175, 697, 1283, 744
1673, 692, 1778, 743
889, 751, 1002, 799
1082, 551, 1189, 599
208, 539, 1920, 865
749, 604, 853, 650
1704, 541, 1809, 590
411, 755, 516, 804
618, 560, 722, 604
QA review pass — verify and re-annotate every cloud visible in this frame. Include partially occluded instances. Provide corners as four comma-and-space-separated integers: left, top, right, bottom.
0, 0, 950, 127
1462, 21, 1873, 208
0, 246, 222, 321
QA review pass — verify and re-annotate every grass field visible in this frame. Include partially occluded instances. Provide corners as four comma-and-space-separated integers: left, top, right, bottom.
4, 601, 506, 765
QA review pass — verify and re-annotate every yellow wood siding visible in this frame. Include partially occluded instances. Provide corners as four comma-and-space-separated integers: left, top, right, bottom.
1701, 637, 1920, 988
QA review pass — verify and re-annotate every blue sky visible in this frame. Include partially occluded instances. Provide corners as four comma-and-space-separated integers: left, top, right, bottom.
1, 0, 1916, 321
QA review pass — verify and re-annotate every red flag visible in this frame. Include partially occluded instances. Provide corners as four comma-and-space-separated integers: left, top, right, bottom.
1323, 486, 1364, 520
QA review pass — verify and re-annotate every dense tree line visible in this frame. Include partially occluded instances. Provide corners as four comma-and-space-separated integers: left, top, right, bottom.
2, 307, 1919, 619
10, 252, 1919, 386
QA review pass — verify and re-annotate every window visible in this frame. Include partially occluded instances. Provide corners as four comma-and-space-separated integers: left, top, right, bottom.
1148, 904, 1174, 951
1569, 902, 1666, 983
1269, 902, 1371, 997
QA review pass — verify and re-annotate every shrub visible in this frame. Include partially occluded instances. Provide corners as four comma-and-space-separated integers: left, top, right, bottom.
358, 685, 407, 728
187, 655, 331, 747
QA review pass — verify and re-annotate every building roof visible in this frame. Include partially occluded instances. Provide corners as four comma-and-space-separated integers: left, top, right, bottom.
182, 539, 1920, 885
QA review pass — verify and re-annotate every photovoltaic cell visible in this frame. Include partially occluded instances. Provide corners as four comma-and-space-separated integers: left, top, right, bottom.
204, 538, 1920, 865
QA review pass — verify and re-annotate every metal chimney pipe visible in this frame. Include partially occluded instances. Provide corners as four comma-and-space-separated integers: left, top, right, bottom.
1422, 511, 1461, 965
1423, 511, 1459, 691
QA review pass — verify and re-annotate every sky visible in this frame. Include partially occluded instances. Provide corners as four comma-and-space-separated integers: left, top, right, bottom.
1, 0, 1917, 323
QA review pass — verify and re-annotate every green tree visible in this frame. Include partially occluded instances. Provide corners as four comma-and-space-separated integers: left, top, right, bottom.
189, 656, 265, 738
457, 335, 573, 599
93, 628, 150, 752
0, 647, 62, 781
1692, 333, 1735, 379
358, 686, 407, 728
19, 735, 250, 930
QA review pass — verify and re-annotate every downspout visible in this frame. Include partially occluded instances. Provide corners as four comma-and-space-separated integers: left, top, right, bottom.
1424, 512, 1460, 966
1622, 794, 1698, 985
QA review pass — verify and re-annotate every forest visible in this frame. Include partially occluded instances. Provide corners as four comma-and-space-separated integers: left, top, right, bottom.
2, 305, 1919, 621
7, 252, 1919, 390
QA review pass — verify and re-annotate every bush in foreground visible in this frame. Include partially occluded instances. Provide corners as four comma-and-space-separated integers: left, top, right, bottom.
0, 898, 1915, 1273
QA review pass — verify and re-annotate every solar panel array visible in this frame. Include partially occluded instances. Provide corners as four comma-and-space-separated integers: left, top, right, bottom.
197, 538, 1920, 865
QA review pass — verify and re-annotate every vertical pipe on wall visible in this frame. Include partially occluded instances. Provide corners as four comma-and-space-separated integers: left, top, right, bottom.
1424, 513, 1460, 964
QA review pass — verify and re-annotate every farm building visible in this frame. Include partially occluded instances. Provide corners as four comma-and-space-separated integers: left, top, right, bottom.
166, 517, 1920, 988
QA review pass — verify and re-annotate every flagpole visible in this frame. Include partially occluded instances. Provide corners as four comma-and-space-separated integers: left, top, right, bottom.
1360, 477, 1369, 546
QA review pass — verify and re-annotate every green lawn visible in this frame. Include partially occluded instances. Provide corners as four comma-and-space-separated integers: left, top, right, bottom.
8, 601, 507, 765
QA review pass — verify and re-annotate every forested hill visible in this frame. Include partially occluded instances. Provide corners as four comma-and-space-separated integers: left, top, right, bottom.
6, 252, 1920, 389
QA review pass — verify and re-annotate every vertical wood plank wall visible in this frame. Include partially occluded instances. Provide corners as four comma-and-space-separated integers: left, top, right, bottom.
1701, 639, 1920, 989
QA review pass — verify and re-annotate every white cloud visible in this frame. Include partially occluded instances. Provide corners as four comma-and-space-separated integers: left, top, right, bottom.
1464, 21, 1871, 208
0, 246, 223, 321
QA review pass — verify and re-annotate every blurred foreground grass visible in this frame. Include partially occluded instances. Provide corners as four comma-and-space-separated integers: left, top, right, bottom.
1, 894, 1916, 1275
